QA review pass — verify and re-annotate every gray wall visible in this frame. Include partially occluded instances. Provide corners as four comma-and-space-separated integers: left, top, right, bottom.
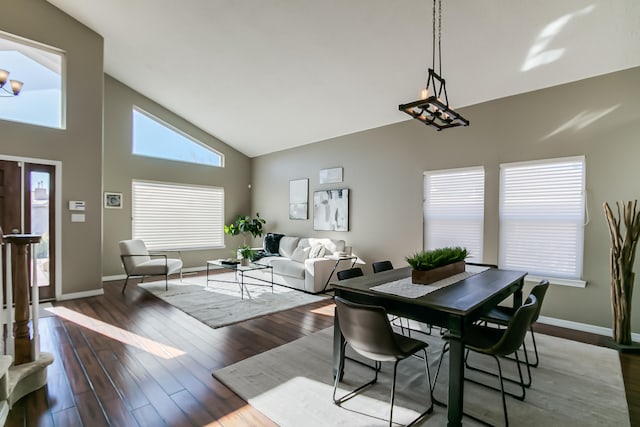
252, 67, 640, 333
102, 76, 253, 276
0, 0, 104, 295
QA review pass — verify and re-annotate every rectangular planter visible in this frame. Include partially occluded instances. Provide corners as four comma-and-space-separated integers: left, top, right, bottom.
411, 260, 465, 285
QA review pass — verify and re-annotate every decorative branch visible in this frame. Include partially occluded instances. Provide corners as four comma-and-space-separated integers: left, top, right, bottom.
603, 200, 640, 346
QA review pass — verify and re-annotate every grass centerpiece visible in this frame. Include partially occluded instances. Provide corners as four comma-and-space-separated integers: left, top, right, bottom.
406, 247, 468, 285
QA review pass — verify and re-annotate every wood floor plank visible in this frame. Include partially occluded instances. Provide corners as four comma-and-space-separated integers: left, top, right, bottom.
5, 275, 636, 426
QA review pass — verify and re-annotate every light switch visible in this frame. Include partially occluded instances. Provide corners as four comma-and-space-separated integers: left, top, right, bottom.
71, 214, 85, 222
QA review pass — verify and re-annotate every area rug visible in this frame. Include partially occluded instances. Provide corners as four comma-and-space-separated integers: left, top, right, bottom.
213, 327, 630, 426
138, 273, 329, 329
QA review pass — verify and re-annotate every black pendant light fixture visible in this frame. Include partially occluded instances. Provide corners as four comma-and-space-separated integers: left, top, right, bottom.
398, 0, 469, 130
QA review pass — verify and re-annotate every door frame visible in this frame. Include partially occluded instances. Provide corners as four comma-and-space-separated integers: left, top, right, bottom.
0, 154, 62, 301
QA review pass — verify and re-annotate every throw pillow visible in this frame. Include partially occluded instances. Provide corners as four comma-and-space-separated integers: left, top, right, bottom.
308, 244, 326, 259
264, 233, 284, 255
290, 246, 311, 263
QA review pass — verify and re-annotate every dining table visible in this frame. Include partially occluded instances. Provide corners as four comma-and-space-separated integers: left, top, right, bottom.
331, 265, 526, 427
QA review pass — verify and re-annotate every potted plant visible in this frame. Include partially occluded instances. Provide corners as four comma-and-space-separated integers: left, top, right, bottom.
224, 212, 266, 262
238, 245, 255, 266
406, 246, 468, 285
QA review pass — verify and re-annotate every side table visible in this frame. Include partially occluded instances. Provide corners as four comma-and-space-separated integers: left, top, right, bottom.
323, 255, 358, 292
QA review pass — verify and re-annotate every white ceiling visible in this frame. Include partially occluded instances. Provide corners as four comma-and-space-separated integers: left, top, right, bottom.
47, 0, 640, 157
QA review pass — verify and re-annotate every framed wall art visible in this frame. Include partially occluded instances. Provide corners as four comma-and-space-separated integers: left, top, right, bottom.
313, 188, 349, 231
319, 167, 343, 184
104, 192, 123, 209
289, 178, 308, 220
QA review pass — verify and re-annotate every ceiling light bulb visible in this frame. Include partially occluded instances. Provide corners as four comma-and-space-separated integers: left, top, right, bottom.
10, 80, 23, 95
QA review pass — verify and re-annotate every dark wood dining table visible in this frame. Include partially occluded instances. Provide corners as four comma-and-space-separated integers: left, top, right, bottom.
332, 266, 526, 427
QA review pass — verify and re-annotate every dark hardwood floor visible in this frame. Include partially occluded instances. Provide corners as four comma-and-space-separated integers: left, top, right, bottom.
6, 275, 639, 426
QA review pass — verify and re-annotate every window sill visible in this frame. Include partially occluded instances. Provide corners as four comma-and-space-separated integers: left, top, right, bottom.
526, 274, 586, 288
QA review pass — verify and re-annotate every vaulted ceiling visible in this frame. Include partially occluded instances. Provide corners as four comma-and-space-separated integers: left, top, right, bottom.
47, 0, 640, 157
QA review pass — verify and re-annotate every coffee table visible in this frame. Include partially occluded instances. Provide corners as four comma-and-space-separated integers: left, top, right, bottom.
206, 260, 274, 299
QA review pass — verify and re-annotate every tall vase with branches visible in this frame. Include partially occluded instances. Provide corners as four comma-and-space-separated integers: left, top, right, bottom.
603, 200, 640, 346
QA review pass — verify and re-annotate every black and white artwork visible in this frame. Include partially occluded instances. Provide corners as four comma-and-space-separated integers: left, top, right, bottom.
319, 167, 343, 184
313, 189, 349, 231
289, 179, 308, 220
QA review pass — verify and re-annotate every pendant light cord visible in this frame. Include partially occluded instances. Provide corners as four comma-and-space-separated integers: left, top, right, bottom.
432, 0, 436, 72
438, 0, 442, 77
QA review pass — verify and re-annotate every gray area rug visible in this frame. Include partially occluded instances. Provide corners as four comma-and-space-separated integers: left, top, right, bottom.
139, 273, 328, 329
213, 327, 629, 426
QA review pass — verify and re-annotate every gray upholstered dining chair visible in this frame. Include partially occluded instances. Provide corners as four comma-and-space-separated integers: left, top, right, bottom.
480, 280, 550, 369
336, 267, 363, 281
119, 239, 183, 293
433, 295, 538, 427
333, 296, 434, 426
372, 260, 394, 274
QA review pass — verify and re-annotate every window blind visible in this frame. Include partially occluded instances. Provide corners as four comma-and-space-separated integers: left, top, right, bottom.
424, 167, 485, 262
499, 157, 585, 279
132, 180, 224, 250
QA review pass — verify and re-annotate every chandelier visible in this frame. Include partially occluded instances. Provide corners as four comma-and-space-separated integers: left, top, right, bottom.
0, 69, 24, 97
398, 0, 469, 130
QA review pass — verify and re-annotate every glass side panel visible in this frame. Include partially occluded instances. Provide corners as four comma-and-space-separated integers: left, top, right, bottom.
132, 108, 223, 167
30, 171, 50, 287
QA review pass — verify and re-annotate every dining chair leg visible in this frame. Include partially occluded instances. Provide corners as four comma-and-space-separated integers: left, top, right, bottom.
493, 355, 510, 427
389, 360, 399, 427
465, 344, 532, 391
333, 342, 379, 405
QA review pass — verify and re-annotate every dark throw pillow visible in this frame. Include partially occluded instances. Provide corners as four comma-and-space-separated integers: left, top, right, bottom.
264, 233, 284, 256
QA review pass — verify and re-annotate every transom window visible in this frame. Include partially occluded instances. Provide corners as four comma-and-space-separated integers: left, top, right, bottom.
499, 156, 585, 281
132, 107, 223, 167
424, 166, 485, 262
0, 31, 65, 129
132, 180, 224, 250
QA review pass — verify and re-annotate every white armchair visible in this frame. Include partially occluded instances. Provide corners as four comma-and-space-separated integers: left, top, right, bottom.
118, 239, 183, 293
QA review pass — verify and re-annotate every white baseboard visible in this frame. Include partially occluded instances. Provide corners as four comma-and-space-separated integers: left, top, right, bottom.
57, 288, 104, 301
538, 315, 640, 342
101, 266, 206, 283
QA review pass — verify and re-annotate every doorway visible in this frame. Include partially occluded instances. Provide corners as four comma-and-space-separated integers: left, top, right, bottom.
0, 159, 56, 301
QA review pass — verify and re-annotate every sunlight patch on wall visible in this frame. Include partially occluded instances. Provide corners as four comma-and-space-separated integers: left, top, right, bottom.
521, 4, 595, 72
45, 306, 186, 359
541, 104, 619, 141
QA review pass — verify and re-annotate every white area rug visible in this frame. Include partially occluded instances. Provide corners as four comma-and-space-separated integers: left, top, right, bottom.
139, 273, 328, 328
213, 327, 629, 426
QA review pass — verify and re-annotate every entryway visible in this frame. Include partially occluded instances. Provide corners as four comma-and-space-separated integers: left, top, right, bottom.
0, 159, 56, 301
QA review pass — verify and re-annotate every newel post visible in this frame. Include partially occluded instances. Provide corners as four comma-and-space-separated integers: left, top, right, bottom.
3, 234, 41, 365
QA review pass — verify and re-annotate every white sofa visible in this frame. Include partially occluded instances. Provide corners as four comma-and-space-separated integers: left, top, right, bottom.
255, 236, 356, 293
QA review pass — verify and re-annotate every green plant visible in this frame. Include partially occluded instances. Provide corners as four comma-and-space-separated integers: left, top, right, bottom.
224, 212, 266, 245
406, 247, 468, 271
238, 245, 255, 260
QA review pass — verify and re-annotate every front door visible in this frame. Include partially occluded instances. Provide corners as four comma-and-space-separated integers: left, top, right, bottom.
0, 160, 56, 301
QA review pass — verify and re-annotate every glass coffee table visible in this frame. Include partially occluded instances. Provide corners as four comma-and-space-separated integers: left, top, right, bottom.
206, 260, 274, 299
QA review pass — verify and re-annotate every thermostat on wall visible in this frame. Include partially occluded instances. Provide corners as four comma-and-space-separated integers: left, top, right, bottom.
69, 200, 86, 211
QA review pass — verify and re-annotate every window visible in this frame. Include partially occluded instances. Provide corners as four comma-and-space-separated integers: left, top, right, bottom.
0, 31, 64, 128
499, 156, 585, 281
132, 107, 223, 167
132, 180, 224, 250
424, 167, 485, 262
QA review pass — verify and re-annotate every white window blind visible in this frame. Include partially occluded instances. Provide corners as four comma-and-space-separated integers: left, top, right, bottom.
499, 156, 585, 279
132, 180, 224, 250
424, 167, 485, 262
